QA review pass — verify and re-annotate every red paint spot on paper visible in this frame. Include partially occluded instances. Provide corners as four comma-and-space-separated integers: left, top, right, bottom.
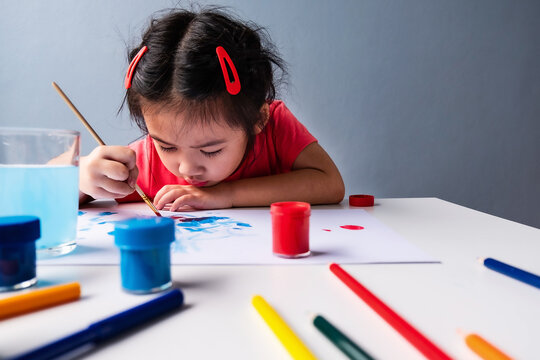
322, 229, 331, 232
340, 225, 364, 230
170, 215, 188, 220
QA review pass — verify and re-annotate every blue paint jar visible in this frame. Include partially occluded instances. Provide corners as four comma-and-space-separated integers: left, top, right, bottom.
0, 216, 40, 292
114, 217, 175, 294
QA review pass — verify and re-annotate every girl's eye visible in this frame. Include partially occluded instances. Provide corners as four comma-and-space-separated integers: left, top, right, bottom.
201, 149, 222, 158
160, 146, 176, 152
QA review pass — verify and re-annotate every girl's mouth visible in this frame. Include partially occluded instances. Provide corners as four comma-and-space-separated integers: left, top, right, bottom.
186, 179, 208, 187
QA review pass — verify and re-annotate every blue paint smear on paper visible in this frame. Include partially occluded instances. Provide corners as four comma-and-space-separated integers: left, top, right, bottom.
171, 214, 253, 253
77, 210, 253, 254
176, 216, 227, 224
98, 212, 117, 216
78, 211, 119, 241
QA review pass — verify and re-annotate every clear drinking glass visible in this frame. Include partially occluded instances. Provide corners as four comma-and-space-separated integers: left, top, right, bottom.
0, 128, 80, 258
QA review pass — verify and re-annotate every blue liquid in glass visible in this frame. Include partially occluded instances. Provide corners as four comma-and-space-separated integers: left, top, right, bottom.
0, 165, 79, 257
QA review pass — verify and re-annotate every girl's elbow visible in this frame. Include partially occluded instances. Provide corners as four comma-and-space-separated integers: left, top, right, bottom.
334, 182, 346, 203
327, 178, 345, 204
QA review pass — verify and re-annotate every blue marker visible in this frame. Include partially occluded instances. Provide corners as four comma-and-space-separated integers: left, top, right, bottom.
480, 257, 540, 289
12, 289, 184, 360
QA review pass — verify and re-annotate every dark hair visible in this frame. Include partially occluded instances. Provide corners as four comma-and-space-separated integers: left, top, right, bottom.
123, 7, 287, 148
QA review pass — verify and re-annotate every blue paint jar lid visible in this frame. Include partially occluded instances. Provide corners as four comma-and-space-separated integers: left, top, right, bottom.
114, 217, 175, 250
0, 216, 40, 244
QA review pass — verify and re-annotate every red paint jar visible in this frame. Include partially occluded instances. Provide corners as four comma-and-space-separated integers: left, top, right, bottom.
270, 202, 311, 258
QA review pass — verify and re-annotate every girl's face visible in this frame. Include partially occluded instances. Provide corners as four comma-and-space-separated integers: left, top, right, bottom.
143, 107, 248, 187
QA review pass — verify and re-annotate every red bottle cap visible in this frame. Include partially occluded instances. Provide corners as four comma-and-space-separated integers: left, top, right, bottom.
349, 194, 374, 207
270, 201, 311, 216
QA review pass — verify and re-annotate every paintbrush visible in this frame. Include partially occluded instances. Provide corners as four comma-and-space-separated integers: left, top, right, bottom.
52, 81, 161, 217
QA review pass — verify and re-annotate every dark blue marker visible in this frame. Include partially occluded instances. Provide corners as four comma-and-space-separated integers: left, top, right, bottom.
11, 289, 184, 360
481, 257, 540, 289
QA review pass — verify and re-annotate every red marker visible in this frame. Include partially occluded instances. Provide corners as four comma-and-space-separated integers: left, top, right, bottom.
329, 263, 453, 360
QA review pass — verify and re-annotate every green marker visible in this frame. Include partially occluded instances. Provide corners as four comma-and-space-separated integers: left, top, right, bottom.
313, 314, 375, 360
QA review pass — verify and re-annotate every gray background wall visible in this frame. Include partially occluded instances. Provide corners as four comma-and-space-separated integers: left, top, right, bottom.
1, 0, 539, 228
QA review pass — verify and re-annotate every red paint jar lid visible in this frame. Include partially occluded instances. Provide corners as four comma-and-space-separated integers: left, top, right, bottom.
349, 194, 374, 207
270, 201, 311, 216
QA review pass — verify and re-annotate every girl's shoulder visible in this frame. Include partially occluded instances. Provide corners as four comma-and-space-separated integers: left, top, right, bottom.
268, 100, 286, 117
127, 135, 155, 177
127, 135, 149, 151
268, 100, 298, 127
264, 100, 315, 142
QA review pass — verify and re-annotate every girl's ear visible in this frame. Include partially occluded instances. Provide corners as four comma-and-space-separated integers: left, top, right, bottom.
254, 103, 270, 135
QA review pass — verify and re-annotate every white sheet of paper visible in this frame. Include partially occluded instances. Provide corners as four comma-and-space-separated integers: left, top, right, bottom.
38, 206, 437, 265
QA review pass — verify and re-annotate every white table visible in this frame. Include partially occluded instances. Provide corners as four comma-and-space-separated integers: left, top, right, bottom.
1, 198, 539, 359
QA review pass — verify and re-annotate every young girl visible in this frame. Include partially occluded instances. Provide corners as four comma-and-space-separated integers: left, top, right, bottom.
79, 7, 345, 211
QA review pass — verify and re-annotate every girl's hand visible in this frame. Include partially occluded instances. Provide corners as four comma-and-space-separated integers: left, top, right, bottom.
79, 146, 138, 200
153, 183, 233, 211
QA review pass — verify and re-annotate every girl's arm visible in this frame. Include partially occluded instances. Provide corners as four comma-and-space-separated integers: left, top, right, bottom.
228, 142, 344, 206
154, 142, 345, 211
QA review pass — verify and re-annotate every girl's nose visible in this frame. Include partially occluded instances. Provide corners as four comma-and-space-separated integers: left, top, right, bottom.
178, 159, 203, 178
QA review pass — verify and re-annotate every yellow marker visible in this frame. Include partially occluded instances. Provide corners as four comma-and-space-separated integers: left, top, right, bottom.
0, 282, 81, 319
252, 295, 316, 360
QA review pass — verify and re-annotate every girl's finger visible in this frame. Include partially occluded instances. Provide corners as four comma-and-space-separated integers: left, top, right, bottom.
153, 187, 167, 207
98, 176, 135, 196
127, 165, 139, 188
101, 160, 131, 182
153, 185, 177, 207
170, 194, 197, 212
89, 186, 129, 200
155, 189, 185, 210
96, 146, 137, 170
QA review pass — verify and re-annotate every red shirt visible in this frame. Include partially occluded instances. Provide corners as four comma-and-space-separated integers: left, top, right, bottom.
119, 100, 317, 202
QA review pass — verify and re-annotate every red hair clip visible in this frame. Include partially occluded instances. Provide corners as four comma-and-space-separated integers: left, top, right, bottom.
216, 46, 241, 95
124, 46, 148, 89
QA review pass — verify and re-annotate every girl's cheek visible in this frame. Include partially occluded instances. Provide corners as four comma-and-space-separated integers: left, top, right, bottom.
163, 157, 181, 175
